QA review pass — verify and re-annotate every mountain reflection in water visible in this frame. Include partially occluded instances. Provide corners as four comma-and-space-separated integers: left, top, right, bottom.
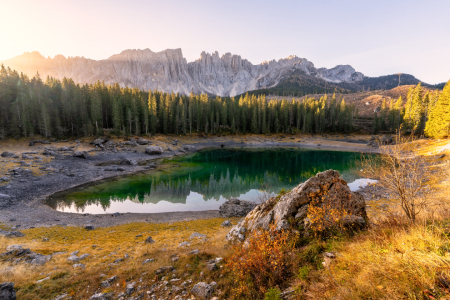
46, 149, 364, 214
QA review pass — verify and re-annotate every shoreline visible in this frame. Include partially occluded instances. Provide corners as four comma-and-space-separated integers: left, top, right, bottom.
0, 134, 380, 230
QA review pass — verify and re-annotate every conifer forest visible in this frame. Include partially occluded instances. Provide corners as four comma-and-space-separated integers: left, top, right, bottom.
0, 65, 448, 140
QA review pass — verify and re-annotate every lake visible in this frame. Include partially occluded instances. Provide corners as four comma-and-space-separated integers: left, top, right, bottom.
45, 148, 368, 214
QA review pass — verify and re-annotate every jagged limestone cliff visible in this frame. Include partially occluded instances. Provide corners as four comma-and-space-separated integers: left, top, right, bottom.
1, 49, 364, 96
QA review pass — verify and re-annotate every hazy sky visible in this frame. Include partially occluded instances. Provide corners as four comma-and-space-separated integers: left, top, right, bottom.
1, 0, 449, 84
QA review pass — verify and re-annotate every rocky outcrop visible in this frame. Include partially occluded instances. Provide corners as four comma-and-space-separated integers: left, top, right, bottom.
226, 170, 367, 242
1, 49, 364, 97
0, 245, 52, 265
219, 199, 257, 217
0, 282, 16, 300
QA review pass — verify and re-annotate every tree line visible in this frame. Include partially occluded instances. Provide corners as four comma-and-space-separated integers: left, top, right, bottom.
371, 80, 450, 138
0, 65, 357, 139
0, 64, 448, 139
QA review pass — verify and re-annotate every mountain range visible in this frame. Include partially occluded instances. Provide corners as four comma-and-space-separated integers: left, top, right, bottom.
0, 49, 443, 97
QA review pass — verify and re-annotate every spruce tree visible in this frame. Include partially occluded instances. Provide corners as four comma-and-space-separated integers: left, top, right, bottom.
425, 81, 450, 138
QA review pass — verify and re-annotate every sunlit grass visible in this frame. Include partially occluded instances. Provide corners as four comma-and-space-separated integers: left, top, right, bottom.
0, 218, 238, 299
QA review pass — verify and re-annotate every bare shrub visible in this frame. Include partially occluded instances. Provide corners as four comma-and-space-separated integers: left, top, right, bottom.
360, 134, 449, 222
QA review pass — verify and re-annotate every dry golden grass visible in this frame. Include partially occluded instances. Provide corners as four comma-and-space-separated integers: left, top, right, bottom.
0, 218, 238, 299
302, 215, 450, 300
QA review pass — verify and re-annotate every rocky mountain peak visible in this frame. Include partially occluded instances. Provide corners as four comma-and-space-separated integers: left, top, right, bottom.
1, 49, 365, 96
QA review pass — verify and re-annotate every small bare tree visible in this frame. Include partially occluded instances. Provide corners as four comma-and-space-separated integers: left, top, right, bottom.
360, 134, 448, 222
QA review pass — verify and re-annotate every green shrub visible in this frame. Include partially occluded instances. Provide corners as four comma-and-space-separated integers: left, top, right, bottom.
264, 287, 282, 300
298, 265, 310, 280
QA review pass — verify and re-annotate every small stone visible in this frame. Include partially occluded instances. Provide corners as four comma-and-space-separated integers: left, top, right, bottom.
220, 220, 231, 227
142, 258, 155, 265
6, 245, 22, 251
178, 241, 190, 247
85, 225, 95, 230
190, 232, 207, 240
67, 256, 80, 262
206, 263, 217, 271
145, 237, 155, 244
126, 282, 136, 295
36, 277, 50, 284
73, 263, 85, 269
191, 282, 214, 299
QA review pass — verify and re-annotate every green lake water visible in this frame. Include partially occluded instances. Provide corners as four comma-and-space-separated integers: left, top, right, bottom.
46, 148, 367, 214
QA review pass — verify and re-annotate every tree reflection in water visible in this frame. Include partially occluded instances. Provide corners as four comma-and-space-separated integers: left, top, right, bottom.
46, 149, 363, 213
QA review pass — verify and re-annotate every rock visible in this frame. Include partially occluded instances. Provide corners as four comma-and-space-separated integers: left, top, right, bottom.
1, 247, 51, 265
145, 236, 155, 244
22, 154, 34, 159
190, 232, 207, 240
0, 177, 9, 182
189, 249, 199, 255
226, 170, 367, 242
182, 145, 196, 152
126, 282, 136, 295
155, 266, 174, 275
90, 293, 114, 300
191, 282, 214, 299
380, 135, 393, 145
0, 282, 16, 300
225, 225, 246, 242
4, 231, 25, 238
1, 152, 15, 158
70, 251, 80, 256
136, 138, 149, 145
42, 149, 59, 156
11, 168, 32, 177
73, 263, 85, 269
6, 245, 22, 252
120, 158, 138, 165
93, 138, 104, 146
321, 252, 340, 269
145, 146, 163, 155
178, 241, 190, 247
59, 146, 71, 151
142, 258, 155, 264
20, 161, 31, 167
219, 199, 257, 218
85, 225, 95, 230
220, 220, 232, 227
36, 277, 50, 284
79, 254, 90, 260
206, 263, 217, 271
67, 256, 80, 262
73, 151, 89, 159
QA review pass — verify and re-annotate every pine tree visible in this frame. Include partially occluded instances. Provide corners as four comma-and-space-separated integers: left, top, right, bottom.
425, 81, 450, 138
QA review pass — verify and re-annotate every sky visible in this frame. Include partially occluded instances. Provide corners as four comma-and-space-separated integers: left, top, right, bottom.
0, 0, 449, 84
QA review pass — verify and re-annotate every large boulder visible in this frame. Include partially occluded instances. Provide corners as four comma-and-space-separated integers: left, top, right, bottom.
0, 282, 16, 300
145, 146, 163, 155
226, 170, 367, 242
219, 199, 257, 218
